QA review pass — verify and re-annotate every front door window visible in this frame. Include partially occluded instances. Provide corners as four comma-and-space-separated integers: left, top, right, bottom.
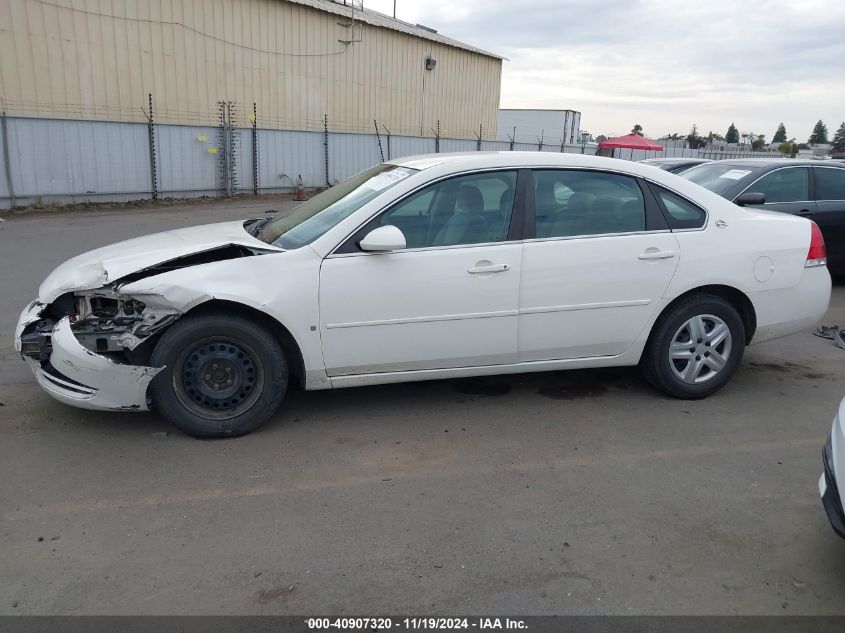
749, 168, 810, 203
375, 171, 518, 248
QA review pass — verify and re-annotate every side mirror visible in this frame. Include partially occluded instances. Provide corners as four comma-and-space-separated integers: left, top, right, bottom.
359, 225, 406, 252
735, 192, 766, 206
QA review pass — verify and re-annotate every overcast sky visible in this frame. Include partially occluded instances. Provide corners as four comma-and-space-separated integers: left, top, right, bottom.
365, 0, 844, 141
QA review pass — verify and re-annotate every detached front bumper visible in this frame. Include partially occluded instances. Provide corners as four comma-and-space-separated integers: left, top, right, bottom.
16, 304, 163, 412
819, 400, 845, 539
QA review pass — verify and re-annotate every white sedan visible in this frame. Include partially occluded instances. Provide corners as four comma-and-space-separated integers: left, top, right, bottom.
15, 152, 832, 437
821, 397, 845, 539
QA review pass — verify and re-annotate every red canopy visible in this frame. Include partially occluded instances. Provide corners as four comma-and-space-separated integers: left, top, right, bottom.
598, 133, 664, 151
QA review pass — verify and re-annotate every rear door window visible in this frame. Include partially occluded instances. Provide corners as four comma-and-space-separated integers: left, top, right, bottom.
532, 170, 646, 238
814, 168, 845, 201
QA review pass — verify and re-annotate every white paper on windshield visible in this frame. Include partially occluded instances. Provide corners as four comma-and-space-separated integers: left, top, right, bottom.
365, 168, 411, 191
719, 169, 752, 180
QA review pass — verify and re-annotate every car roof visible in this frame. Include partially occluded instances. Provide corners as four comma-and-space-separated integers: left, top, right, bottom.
640, 157, 710, 164
386, 151, 673, 174
707, 158, 845, 169
384, 151, 737, 212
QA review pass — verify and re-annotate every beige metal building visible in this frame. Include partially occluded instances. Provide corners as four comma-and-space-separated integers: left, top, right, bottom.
0, 0, 503, 138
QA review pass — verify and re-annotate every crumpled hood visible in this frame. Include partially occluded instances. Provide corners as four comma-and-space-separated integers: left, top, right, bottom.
38, 220, 280, 303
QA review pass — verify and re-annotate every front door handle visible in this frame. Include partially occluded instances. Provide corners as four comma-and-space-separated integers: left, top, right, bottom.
638, 250, 676, 260
796, 209, 813, 216
468, 263, 509, 274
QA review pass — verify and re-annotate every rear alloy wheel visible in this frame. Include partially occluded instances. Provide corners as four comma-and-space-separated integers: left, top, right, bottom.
641, 295, 745, 399
149, 313, 288, 438
669, 314, 732, 385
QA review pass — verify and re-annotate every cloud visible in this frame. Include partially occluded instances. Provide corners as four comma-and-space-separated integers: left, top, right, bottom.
365, 0, 845, 140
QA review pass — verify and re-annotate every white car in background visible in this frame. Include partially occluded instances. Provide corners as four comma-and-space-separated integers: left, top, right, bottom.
15, 153, 832, 437
821, 397, 845, 538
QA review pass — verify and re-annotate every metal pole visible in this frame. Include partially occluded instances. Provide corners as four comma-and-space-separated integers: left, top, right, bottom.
384, 125, 392, 161
323, 114, 330, 186
147, 94, 158, 200
509, 127, 515, 151
476, 123, 482, 151
0, 110, 15, 209
229, 102, 239, 193
252, 102, 258, 195
217, 101, 228, 196
374, 119, 385, 162
537, 131, 544, 152
435, 120, 440, 153
224, 103, 232, 197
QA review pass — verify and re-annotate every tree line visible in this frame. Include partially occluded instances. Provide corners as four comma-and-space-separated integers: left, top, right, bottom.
629, 120, 845, 154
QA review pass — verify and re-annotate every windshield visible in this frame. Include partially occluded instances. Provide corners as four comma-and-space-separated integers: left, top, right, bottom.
681, 164, 757, 196
260, 164, 417, 249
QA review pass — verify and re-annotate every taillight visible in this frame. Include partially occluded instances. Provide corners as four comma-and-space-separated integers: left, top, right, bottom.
806, 221, 826, 267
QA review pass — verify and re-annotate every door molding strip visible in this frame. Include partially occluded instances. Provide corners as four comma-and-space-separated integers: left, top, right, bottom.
325, 309, 519, 329
520, 299, 651, 315
325, 299, 651, 329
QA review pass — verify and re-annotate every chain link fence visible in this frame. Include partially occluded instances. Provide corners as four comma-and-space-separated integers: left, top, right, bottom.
0, 100, 787, 209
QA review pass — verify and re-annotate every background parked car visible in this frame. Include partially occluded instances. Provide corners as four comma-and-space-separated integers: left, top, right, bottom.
820, 396, 845, 539
638, 157, 713, 174
681, 159, 845, 275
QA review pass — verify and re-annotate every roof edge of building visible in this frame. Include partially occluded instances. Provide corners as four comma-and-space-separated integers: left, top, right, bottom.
287, 0, 504, 60
499, 108, 581, 113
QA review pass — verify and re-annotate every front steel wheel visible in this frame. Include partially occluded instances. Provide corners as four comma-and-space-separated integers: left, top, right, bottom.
149, 313, 288, 438
174, 337, 265, 420
641, 295, 745, 399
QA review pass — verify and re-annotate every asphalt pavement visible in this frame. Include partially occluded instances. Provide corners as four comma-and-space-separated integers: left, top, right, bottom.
1, 197, 844, 615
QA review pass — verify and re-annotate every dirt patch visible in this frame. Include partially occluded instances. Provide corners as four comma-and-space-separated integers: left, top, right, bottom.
452, 378, 512, 397
535, 369, 636, 400
538, 381, 608, 400
254, 585, 296, 604
595, 370, 625, 383
537, 376, 609, 400
748, 362, 830, 380
0, 191, 305, 219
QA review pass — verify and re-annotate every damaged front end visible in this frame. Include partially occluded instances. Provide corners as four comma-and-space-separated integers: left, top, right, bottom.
15, 289, 180, 411
15, 223, 282, 412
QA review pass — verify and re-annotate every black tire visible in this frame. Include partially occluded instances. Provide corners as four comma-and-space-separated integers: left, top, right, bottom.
149, 313, 288, 438
640, 295, 745, 399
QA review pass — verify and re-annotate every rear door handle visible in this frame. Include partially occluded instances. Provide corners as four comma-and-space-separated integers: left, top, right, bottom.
796, 209, 813, 216
468, 263, 509, 274
638, 250, 676, 260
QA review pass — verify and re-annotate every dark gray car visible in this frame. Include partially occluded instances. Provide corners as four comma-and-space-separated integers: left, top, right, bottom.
681, 159, 845, 275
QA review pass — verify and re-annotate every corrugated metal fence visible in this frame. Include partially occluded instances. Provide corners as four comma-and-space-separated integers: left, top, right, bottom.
0, 114, 778, 208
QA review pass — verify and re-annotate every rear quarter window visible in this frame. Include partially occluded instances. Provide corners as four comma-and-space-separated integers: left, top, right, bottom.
651, 186, 707, 229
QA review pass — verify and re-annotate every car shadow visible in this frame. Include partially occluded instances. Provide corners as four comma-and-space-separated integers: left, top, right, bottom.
275, 366, 657, 428
19, 365, 660, 441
